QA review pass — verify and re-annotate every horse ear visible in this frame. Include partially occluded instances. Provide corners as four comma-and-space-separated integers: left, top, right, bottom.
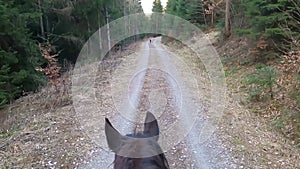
105, 118, 122, 152
143, 112, 159, 141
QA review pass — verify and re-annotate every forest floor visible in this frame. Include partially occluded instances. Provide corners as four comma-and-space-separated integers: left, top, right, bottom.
212, 33, 300, 168
0, 31, 299, 169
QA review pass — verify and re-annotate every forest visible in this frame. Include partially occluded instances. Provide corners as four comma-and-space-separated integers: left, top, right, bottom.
0, 0, 299, 168
0, 0, 145, 107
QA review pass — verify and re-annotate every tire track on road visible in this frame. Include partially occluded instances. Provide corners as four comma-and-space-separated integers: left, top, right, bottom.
150, 37, 235, 169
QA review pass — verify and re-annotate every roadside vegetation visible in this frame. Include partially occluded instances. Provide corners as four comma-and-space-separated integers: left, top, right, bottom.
160, 0, 300, 144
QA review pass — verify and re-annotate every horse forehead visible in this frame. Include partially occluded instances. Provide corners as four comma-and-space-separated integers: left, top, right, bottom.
118, 138, 162, 158
122, 138, 156, 151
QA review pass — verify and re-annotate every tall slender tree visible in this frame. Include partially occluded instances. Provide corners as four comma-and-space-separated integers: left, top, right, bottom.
152, 0, 164, 13
224, 0, 231, 38
166, 0, 177, 15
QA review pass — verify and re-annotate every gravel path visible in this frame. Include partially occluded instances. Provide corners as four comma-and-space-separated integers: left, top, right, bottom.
1, 34, 299, 169
79, 38, 236, 169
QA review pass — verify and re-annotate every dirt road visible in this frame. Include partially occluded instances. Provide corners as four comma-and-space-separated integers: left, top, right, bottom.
79, 37, 236, 169
1, 34, 299, 169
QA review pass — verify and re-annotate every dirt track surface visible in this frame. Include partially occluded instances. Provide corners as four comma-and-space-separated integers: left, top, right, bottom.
79, 38, 236, 169
1, 35, 299, 169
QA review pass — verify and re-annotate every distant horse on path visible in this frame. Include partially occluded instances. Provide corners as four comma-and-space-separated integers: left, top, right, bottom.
105, 112, 170, 169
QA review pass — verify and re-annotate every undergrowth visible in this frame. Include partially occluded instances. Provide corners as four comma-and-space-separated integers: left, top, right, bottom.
220, 36, 300, 144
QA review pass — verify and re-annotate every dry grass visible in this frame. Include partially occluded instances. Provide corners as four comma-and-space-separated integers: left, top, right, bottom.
0, 71, 92, 168
216, 35, 300, 168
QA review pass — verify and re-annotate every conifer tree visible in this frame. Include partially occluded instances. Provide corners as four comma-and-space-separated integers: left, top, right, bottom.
0, 0, 45, 106
166, 0, 177, 15
152, 0, 164, 13
186, 0, 206, 25
242, 0, 300, 53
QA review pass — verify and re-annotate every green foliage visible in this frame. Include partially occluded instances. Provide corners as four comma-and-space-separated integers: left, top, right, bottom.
296, 74, 300, 82
186, 0, 206, 25
0, 0, 45, 107
166, 0, 177, 15
220, 55, 230, 63
152, 0, 163, 13
216, 18, 225, 33
272, 116, 285, 130
0, 124, 21, 139
234, 29, 258, 39
163, 0, 207, 44
231, 0, 248, 28
239, 0, 300, 53
245, 65, 277, 101
175, 0, 188, 19
225, 67, 238, 77
0, 0, 146, 108
166, 0, 206, 26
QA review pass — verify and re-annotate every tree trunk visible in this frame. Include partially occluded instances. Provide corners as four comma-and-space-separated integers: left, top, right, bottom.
211, 10, 214, 25
97, 9, 102, 51
106, 7, 111, 55
85, 15, 91, 58
123, 0, 126, 46
38, 0, 45, 39
201, 1, 207, 25
224, 0, 231, 38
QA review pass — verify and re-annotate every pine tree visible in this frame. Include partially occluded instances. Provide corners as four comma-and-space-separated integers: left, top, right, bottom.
0, 0, 45, 106
152, 0, 164, 13
166, 0, 206, 27
186, 0, 206, 26
166, 0, 177, 15
242, 0, 300, 53
176, 0, 188, 19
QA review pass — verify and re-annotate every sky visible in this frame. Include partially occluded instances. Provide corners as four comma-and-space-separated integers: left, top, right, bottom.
141, 0, 168, 14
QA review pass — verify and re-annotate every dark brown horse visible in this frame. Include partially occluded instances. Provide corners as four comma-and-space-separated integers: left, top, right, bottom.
105, 112, 170, 169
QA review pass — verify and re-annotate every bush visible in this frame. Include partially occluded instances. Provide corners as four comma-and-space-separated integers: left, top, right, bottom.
245, 65, 277, 101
